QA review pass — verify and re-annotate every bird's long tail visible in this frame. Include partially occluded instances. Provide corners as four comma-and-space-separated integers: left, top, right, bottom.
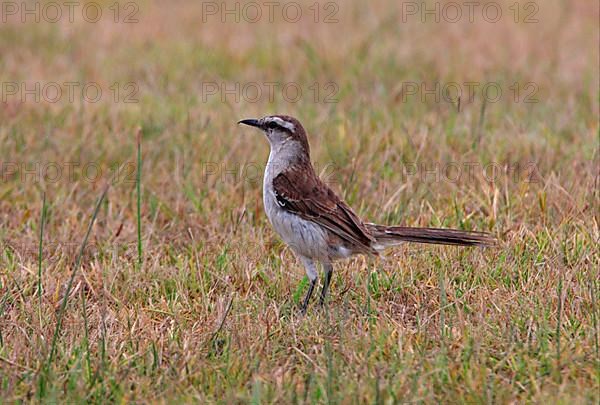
366, 223, 496, 248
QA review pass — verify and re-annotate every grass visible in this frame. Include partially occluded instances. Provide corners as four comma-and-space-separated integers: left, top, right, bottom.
136, 126, 143, 271
37, 192, 46, 325
39, 184, 109, 399
0, 0, 599, 403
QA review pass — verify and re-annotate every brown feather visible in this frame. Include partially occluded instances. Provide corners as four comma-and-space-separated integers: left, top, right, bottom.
366, 223, 496, 247
272, 162, 378, 255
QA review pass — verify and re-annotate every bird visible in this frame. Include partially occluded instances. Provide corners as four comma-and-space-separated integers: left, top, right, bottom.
238, 115, 495, 313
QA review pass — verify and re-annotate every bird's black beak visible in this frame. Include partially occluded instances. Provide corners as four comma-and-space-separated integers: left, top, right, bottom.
238, 119, 261, 128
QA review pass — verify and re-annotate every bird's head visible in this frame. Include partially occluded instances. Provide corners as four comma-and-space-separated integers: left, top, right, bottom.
238, 115, 310, 157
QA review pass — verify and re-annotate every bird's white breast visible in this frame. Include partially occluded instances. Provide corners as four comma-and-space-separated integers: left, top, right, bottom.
262, 150, 330, 261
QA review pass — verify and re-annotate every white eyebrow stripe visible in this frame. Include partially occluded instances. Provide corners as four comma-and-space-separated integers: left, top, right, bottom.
270, 117, 295, 132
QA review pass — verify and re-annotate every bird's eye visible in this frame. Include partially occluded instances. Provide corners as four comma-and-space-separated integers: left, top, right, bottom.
266, 121, 278, 129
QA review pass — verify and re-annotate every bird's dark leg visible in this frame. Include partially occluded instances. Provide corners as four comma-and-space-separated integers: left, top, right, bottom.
301, 278, 317, 314
299, 257, 318, 314
319, 263, 333, 306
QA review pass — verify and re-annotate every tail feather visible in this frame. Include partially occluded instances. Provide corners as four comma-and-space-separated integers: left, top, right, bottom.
366, 223, 496, 248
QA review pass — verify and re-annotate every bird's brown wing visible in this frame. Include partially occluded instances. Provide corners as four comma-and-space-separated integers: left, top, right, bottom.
272, 164, 377, 255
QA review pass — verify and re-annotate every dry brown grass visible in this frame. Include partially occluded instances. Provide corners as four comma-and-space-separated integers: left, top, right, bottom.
0, 0, 598, 402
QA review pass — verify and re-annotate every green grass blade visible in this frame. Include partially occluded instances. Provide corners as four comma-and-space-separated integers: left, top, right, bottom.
37, 192, 47, 326
81, 288, 92, 383
136, 127, 143, 270
45, 184, 109, 367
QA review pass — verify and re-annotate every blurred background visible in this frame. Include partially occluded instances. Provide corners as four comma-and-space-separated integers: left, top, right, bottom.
0, 0, 598, 402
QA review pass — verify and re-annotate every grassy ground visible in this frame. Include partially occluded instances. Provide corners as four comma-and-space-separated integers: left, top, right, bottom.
0, 0, 598, 402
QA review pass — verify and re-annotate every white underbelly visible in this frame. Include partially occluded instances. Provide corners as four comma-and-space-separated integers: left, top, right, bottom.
261, 151, 352, 261
264, 194, 330, 260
